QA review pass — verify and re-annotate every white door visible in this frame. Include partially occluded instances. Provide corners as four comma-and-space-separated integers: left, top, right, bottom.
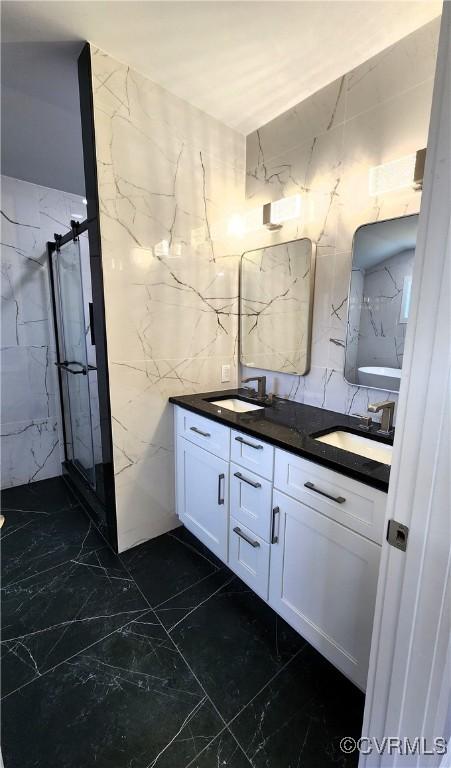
361, 7, 451, 764
176, 436, 229, 562
269, 489, 381, 690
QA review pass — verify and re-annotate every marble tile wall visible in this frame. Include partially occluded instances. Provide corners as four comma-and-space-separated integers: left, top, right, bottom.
89, 47, 245, 552
243, 18, 440, 417
1, 175, 87, 488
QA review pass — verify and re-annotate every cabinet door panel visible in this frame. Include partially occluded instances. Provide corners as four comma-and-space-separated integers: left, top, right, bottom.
176, 436, 229, 562
269, 490, 381, 690
229, 517, 270, 600
230, 463, 273, 541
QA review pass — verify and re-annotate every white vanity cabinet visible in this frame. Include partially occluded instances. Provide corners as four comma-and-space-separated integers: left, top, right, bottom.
269, 489, 381, 689
175, 408, 231, 561
174, 405, 387, 689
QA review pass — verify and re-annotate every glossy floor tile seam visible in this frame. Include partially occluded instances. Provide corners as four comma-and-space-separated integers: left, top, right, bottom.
118, 552, 254, 767
167, 529, 223, 571
224, 642, 310, 735
152, 566, 227, 612
165, 572, 236, 633
184, 723, 254, 768
165, 628, 254, 768
0, 606, 154, 701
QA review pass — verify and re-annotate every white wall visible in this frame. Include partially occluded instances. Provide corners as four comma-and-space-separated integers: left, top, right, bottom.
242, 19, 440, 417
0, 175, 86, 488
89, 47, 245, 552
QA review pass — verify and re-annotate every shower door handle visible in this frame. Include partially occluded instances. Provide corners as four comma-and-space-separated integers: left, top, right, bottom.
55, 360, 87, 375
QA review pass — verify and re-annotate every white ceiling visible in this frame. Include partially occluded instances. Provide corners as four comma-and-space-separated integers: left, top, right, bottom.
2, 0, 442, 135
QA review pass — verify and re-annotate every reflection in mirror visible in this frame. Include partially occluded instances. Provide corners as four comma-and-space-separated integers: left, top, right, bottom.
240, 238, 315, 375
345, 214, 419, 393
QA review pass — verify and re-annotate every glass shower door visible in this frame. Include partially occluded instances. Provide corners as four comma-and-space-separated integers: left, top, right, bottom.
55, 238, 96, 488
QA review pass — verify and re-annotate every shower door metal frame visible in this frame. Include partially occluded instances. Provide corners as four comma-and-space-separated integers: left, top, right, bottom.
47, 217, 118, 551
52, 222, 97, 488
47, 218, 93, 472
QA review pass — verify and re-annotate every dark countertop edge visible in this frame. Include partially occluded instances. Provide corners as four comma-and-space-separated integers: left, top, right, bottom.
169, 395, 390, 493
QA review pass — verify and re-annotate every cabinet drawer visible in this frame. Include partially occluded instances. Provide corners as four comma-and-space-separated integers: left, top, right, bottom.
274, 449, 386, 544
230, 463, 273, 541
230, 430, 274, 480
229, 517, 270, 600
176, 406, 230, 460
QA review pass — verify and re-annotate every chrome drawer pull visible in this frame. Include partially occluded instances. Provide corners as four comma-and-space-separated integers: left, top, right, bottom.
217, 473, 225, 505
304, 481, 346, 504
234, 436, 263, 450
190, 426, 211, 438
233, 526, 260, 548
233, 471, 261, 488
271, 506, 280, 544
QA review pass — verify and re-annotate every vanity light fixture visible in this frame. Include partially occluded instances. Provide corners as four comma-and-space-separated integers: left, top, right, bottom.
263, 193, 302, 230
227, 194, 301, 237
369, 148, 426, 196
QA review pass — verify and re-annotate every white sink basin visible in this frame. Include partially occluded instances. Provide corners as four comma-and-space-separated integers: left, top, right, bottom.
315, 430, 393, 465
209, 398, 264, 413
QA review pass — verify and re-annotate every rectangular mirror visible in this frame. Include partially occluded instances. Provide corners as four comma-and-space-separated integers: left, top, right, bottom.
239, 238, 315, 375
345, 214, 419, 393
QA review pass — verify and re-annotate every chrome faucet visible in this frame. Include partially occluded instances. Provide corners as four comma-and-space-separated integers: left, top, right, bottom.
368, 400, 396, 435
241, 375, 267, 400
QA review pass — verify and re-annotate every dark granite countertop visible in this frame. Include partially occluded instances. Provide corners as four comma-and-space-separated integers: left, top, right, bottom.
169, 388, 392, 492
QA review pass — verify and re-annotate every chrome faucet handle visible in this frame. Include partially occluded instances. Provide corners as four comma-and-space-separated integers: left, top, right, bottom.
368, 400, 395, 435
352, 413, 372, 430
241, 375, 266, 400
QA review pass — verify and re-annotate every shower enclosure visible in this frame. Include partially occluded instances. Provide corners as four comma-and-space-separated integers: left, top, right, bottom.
48, 219, 117, 549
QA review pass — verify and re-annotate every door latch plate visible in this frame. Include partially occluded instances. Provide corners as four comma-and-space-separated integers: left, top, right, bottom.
387, 519, 409, 552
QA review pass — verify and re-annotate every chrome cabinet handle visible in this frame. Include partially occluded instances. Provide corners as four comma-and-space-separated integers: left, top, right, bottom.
217, 473, 225, 505
271, 506, 280, 544
190, 426, 211, 438
233, 526, 260, 548
304, 481, 346, 504
234, 436, 263, 450
233, 471, 261, 488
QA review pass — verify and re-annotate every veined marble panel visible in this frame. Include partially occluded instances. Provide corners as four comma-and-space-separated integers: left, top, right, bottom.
336, 77, 433, 253
345, 17, 440, 121
90, 46, 245, 551
1, 176, 88, 488
246, 75, 346, 171
243, 21, 439, 421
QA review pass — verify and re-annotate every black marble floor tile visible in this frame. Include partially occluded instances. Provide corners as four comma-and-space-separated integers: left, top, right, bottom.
156, 567, 235, 631
170, 525, 224, 569
2, 613, 224, 768
1, 506, 104, 587
120, 527, 221, 608
170, 577, 305, 722
229, 644, 364, 768
1, 546, 148, 696
1, 477, 78, 516
188, 728, 253, 768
